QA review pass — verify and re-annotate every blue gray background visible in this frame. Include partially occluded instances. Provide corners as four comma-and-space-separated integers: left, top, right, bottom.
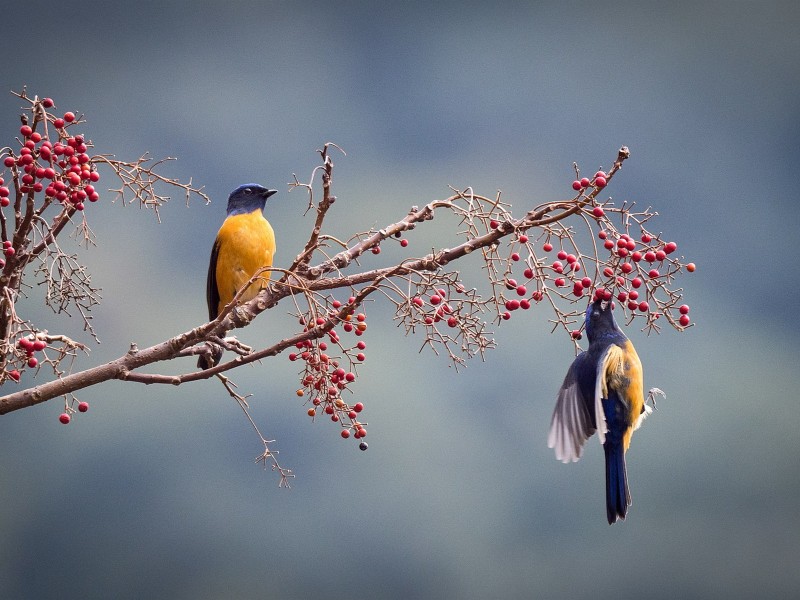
0, 1, 797, 598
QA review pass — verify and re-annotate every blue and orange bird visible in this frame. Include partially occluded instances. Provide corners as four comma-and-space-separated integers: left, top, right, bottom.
548, 298, 652, 524
198, 184, 277, 370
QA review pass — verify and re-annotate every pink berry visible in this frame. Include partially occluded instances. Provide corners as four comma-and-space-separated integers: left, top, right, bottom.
20, 125, 33, 137
631, 251, 642, 262
579, 177, 591, 188
53, 118, 65, 128
592, 206, 604, 218
664, 241, 677, 254
59, 413, 71, 424
572, 180, 582, 191
554, 277, 566, 287
27, 357, 38, 368
502, 312, 511, 320
429, 294, 441, 305
679, 314, 690, 326
631, 277, 642, 289
3, 157, 15, 168
542, 242, 553, 252
620, 263, 633, 274
628, 290, 639, 300
679, 304, 690, 314
8, 369, 20, 381
63, 112, 76, 123
594, 176, 607, 188
78, 401, 89, 413
523, 268, 534, 279
510, 252, 520, 262
557, 250, 568, 260
356, 353, 365, 361
648, 269, 659, 278
518, 234, 528, 243
641, 233, 652, 243
638, 301, 649, 312
581, 277, 592, 288
516, 285, 527, 296
655, 250, 666, 261
520, 299, 531, 310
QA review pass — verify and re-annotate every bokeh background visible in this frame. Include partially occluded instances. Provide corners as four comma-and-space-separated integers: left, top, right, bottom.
1, 1, 798, 598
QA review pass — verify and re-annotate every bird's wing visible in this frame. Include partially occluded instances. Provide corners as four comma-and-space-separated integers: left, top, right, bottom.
206, 237, 222, 321
548, 354, 596, 463
594, 343, 627, 446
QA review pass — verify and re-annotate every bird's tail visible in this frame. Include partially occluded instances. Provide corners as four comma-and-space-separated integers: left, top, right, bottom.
604, 441, 631, 524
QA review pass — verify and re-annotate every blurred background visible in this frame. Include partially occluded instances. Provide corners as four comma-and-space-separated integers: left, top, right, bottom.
0, 1, 797, 598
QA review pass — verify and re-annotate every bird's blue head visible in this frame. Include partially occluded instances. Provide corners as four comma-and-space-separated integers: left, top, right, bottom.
226, 184, 278, 216
584, 298, 624, 344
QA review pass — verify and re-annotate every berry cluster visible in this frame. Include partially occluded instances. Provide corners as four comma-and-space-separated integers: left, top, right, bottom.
289, 296, 369, 450
3, 101, 100, 214
58, 400, 89, 425
488, 170, 695, 338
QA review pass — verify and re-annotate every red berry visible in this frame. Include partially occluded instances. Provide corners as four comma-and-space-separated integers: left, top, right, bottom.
429, 294, 441, 305
581, 277, 592, 288
603, 267, 614, 277
516, 285, 527, 296
603, 239, 614, 250
341, 429, 350, 439
8, 369, 20, 381
579, 177, 591, 188
679, 304, 690, 314
3, 157, 15, 168
510, 252, 521, 262
644, 251, 656, 262
554, 277, 566, 287
59, 413, 71, 424
489, 219, 499, 229
20, 125, 33, 137
638, 301, 649, 312
617, 291, 628, 302
592, 206, 604, 218
78, 401, 89, 413
27, 357, 38, 368
664, 241, 677, 254
30, 132, 42, 143
4, 247, 15, 257
571, 330, 582, 340
542, 242, 553, 252
620, 263, 633, 274
400, 239, 409, 247
63, 112, 76, 123
501, 312, 511, 320
628, 290, 639, 300
594, 171, 607, 179
631, 251, 642, 262
557, 250, 568, 260
447, 316, 458, 327
598, 230, 607, 240
627, 300, 638, 311
531, 291, 543, 301
631, 277, 642, 289
353, 402, 364, 413
641, 233, 652, 243
655, 250, 666, 261
679, 314, 691, 326
356, 341, 366, 350
686, 262, 696, 272
594, 176, 607, 188
572, 180, 582, 191
648, 269, 659, 278
356, 353, 365, 361
53, 118, 65, 128
523, 268, 534, 279
520, 299, 531, 310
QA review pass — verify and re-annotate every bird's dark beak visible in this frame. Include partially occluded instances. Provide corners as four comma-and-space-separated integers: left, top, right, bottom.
263, 189, 278, 200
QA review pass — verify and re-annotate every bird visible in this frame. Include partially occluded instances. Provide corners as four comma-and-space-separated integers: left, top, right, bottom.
548, 298, 651, 524
198, 183, 278, 370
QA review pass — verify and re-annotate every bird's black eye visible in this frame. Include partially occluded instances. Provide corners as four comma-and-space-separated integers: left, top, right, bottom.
244, 188, 252, 195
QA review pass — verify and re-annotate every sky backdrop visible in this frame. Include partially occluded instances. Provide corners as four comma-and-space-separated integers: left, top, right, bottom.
0, 1, 798, 599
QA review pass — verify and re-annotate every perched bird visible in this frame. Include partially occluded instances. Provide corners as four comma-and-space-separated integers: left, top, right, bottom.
548, 298, 651, 524
198, 184, 277, 370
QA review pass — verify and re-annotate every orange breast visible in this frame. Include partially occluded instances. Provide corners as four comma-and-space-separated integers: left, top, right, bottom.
214, 211, 276, 316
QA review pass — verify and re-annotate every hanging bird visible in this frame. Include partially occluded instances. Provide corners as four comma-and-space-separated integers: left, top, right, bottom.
198, 184, 277, 370
548, 298, 652, 524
